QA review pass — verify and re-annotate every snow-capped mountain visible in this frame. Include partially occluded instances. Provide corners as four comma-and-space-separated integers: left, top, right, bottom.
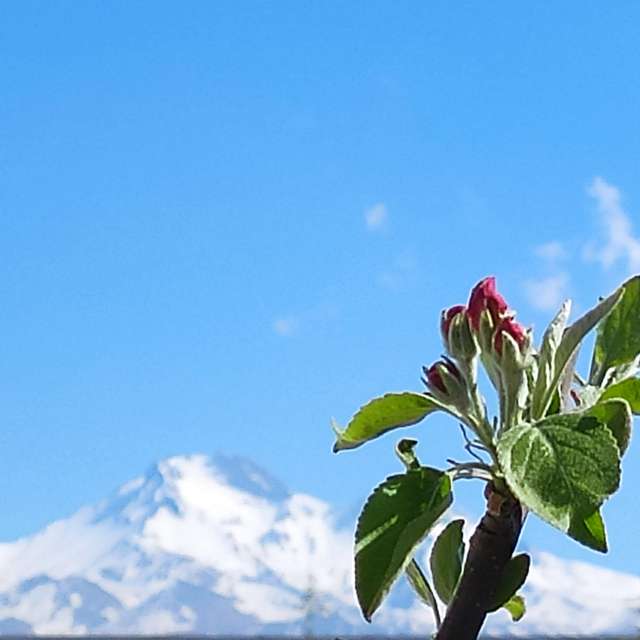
0, 453, 638, 635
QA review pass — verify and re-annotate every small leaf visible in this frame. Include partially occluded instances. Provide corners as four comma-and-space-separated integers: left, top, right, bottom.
405, 560, 441, 625
429, 519, 465, 604
497, 412, 620, 551
487, 554, 530, 612
601, 377, 640, 414
355, 467, 452, 621
538, 288, 623, 418
591, 276, 640, 384
585, 399, 632, 456
333, 393, 440, 452
502, 594, 526, 622
395, 438, 421, 470
531, 300, 571, 420
568, 506, 607, 553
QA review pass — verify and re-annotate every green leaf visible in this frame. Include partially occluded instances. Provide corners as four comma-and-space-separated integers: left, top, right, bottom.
497, 412, 620, 551
395, 438, 421, 470
538, 288, 623, 419
405, 560, 441, 626
568, 506, 608, 552
601, 377, 640, 414
333, 392, 440, 452
355, 467, 452, 621
429, 519, 465, 604
531, 301, 571, 420
502, 595, 526, 622
487, 554, 530, 612
585, 399, 632, 456
591, 276, 640, 384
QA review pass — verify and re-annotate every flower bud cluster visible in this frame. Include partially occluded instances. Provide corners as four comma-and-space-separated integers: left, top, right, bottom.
467, 277, 527, 358
424, 276, 532, 436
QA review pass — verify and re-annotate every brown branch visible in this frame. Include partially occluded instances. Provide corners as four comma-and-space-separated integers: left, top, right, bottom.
435, 482, 524, 640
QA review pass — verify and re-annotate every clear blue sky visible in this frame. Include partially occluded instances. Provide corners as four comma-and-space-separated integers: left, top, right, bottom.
2, 2, 640, 574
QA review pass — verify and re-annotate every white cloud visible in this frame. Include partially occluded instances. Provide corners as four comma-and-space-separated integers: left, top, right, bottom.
377, 251, 417, 290
534, 241, 567, 262
524, 273, 570, 312
586, 176, 640, 272
272, 317, 298, 337
364, 203, 387, 231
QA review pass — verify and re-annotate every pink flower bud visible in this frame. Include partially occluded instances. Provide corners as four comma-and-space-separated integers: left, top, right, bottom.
441, 305, 466, 339
494, 317, 526, 355
467, 276, 509, 330
422, 359, 461, 394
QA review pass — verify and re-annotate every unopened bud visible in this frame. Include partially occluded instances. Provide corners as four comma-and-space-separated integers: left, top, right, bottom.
422, 358, 471, 413
447, 309, 478, 361
494, 317, 526, 356
441, 305, 466, 344
467, 276, 509, 330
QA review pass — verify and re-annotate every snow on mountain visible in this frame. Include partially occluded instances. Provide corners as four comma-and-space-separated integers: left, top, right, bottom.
0, 453, 638, 635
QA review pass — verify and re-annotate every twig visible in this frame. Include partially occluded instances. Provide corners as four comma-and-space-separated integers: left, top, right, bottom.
435, 483, 523, 640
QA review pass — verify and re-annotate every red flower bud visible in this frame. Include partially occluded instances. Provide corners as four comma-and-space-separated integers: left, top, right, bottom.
494, 317, 526, 355
423, 359, 461, 394
441, 305, 466, 339
467, 276, 509, 330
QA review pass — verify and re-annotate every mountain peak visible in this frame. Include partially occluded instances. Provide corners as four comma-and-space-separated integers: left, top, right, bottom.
135, 453, 289, 501
98, 453, 290, 529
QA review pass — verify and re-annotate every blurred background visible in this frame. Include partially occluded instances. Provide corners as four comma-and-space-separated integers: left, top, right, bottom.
1, 1, 640, 636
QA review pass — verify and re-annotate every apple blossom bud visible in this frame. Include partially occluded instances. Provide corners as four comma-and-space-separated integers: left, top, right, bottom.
467, 276, 509, 330
422, 360, 460, 393
448, 309, 479, 361
441, 305, 466, 343
494, 317, 526, 355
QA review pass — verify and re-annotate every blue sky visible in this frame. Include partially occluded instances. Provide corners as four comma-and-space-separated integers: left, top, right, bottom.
2, 2, 640, 575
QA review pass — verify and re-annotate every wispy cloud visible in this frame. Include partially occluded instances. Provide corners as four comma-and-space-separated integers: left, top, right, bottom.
523, 273, 570, 312
365, 203, 387, 231
524, 240, 570, 312
534, 241, 567, 262
585, 176, 640, 272
377, 251, 417, 290
272, 316, 299, 337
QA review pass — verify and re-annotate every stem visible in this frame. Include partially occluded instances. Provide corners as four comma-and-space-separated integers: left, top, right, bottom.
460, 359, 495, 449
435, 483, 523, 640
446, 461, 494, 482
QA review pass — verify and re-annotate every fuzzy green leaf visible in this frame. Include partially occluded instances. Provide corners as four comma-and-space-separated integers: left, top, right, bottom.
497, 412, 620, 551
601, 378, 640, 414
487, 554, 530, 612
429, 519, 465, 604
333, 393, 440, 453
531, 301, 571, 420
355, 467, 452, 621
590, 276, 640, 384
585, 399, 632, 456
538, 288, 623, 418
502, 595, 526, 622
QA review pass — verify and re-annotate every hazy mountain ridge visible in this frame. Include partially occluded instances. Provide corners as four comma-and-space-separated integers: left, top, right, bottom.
0, 454, 638, 636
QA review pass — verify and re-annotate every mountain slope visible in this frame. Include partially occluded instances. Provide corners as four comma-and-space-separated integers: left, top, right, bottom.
0, 453, 638, 635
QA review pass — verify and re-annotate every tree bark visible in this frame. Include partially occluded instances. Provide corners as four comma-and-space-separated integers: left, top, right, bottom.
435, 482, 524, 640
